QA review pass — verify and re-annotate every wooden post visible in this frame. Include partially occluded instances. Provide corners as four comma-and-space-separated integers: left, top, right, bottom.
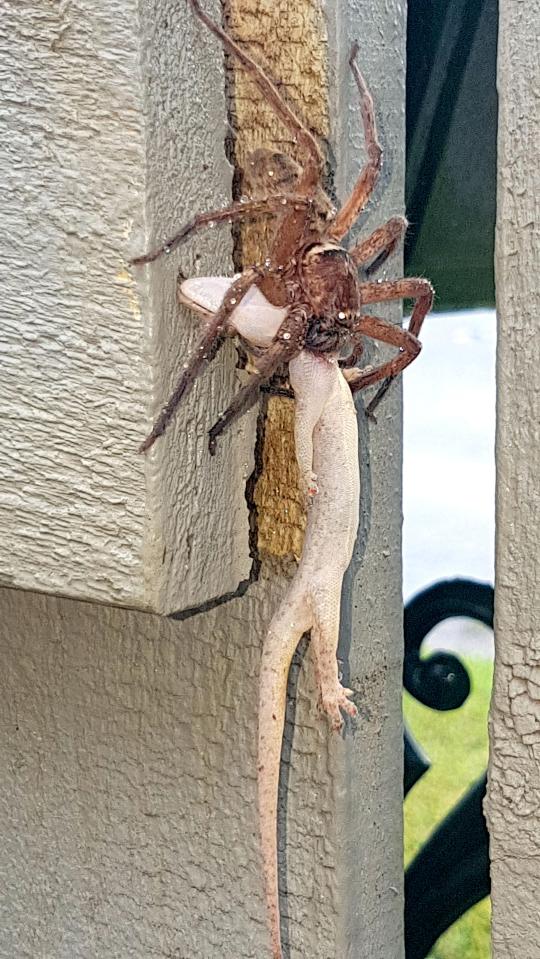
0, 1, 406, 955
486, 2, 540, 955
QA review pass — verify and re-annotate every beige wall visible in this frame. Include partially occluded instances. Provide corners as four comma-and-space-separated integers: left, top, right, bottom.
0, 551, 405, 959
486, 1, 540, 956
0, 0, 252, 614
0, 0, 406, 956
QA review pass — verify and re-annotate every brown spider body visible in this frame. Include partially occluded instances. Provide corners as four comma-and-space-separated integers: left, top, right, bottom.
132, 0, 433, 457
297, 242, 362, 351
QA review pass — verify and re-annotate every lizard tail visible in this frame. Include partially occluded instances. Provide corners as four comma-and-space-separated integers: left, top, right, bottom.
258, 589, 310, 959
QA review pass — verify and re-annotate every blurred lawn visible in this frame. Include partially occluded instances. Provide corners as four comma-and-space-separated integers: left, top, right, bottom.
404, 656, 493, 959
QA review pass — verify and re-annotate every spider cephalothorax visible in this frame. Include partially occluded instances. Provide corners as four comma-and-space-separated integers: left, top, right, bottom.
297, 242, 361, 352
132, 0, 433, 454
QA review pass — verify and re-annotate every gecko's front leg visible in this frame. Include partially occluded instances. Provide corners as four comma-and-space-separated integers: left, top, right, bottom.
310, 577, 358, 730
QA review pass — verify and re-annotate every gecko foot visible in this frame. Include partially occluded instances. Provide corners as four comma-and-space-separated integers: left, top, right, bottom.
320, 685, 358, 731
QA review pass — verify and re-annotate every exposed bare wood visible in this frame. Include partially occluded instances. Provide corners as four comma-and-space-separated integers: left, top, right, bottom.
225, 0, 330, 557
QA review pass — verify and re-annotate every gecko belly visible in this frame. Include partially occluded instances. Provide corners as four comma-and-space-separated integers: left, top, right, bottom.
180, 275, 287, 346
290, 351, 360, 564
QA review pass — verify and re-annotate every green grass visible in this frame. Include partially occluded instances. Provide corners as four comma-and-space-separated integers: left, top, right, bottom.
404, 656, 493, 959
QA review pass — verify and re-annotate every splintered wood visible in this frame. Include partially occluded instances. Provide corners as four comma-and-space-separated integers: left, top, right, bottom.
225, 0, 330, 558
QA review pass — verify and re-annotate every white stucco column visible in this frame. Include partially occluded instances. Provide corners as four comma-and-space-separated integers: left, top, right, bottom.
486, 2, 540, 956
0, 1, 406, 956
0, 0, 253, 614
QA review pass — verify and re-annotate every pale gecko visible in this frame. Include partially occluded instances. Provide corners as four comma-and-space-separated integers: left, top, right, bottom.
180, 274, 360, 959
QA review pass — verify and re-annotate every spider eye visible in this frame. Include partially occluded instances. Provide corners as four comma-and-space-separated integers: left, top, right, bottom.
305, 242, 347, 262
320, 248, 343, 258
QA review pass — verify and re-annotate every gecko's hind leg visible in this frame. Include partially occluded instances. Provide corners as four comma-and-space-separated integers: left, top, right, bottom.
259, 589, 311, 959
311, 581, 358, 731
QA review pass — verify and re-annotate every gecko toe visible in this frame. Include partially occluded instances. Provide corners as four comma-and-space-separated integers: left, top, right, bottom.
332, 716, 344, 733
321, 685, 358, 728
343, 699, 358, 719
321, 695, 343, 729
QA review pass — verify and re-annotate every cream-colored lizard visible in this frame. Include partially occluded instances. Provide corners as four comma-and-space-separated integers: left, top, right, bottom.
259, 348, 360, 957
180, 276, 360, 959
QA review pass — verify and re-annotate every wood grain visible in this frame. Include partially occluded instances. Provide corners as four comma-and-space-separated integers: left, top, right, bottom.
225, 0, 330, 558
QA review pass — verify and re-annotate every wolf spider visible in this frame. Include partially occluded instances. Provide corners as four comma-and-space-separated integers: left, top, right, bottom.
132, 0, 433, 455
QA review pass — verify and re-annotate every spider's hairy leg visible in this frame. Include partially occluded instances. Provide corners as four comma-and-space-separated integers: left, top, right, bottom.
359, 277, 434, 338
187, 0, 324, 192
130, 194, 310, 266
138, 269, 259, 453
207, 331, 301, 455
346, 275, 432, 412
357, 277, 433, 413
328, 43, 383, 240
350, 216, 408, 276
344, 312, 421, 394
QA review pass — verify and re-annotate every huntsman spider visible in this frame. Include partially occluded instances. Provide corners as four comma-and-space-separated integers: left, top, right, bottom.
131, 3, 433, 957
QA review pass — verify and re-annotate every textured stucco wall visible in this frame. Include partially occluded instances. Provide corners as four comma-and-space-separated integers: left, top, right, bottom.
485, 2, 540, 956
0, 584, 288, 958
0, 0, 253, 613
0, 0, 406, 956
331, 0, 406, 952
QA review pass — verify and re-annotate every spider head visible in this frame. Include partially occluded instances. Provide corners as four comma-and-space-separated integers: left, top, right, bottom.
300, 243, 361, 353
301, 242, 360, 314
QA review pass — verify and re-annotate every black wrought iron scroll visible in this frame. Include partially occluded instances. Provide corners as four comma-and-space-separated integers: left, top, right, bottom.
402, 579, 493, 959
